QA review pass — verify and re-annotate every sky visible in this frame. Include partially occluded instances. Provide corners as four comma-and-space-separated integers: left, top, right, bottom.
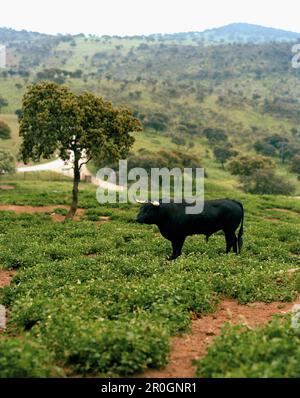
0, 0, 299, 36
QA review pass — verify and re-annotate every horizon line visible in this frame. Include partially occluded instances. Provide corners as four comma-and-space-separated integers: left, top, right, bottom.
1, 21, 300, 39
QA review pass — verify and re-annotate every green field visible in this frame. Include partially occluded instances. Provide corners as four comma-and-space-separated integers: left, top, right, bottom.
0, 172, 300, 377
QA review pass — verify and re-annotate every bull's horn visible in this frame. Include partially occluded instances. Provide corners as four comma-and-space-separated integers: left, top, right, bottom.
152, 201, 160, 206
135, 199, 146, 204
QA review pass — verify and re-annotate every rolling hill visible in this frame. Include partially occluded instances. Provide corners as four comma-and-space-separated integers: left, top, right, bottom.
1, 24, 300, 189
199, 23, 300, 43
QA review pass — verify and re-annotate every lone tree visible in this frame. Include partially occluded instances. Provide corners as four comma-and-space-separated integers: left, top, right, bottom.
19, 81, 142, 219
213, 145, 238, 169
290, 155, 300, 176
203, 128, 228, 145
171, 135, 186, 149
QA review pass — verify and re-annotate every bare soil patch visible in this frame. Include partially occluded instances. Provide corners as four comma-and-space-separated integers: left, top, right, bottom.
0, 205, 85, 222
0, 270, 17, 288
267, 208, 299, 216
287, 267, 300, 274
0, 185, 14, 190
50, 213, 66, 222
142, 298, 300, 378
265, 217, 281, 223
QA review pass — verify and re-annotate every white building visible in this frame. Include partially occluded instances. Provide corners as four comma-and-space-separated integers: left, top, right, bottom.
0, 45, 6, 68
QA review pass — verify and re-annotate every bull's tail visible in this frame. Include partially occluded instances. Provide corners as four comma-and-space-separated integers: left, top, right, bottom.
236, 201, 244, 254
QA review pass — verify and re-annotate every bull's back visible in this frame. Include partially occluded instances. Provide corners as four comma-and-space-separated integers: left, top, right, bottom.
158, 199, 243, 240
168, 199, 242, 237
203, 199, 243, 233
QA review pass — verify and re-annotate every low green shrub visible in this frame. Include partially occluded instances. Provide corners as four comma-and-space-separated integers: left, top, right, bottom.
0, 338, 61, 378
195, 316, 300, 378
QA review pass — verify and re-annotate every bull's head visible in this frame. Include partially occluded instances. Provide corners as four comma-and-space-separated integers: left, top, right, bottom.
136, 199, 160, 224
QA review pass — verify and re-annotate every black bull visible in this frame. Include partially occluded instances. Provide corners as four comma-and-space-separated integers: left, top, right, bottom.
136, 199, 244, 260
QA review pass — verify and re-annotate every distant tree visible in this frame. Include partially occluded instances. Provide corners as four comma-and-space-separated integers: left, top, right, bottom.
36, 68, 66, 84
203, 128, 228, 144
138, 43, 150, 51
241, 168, 295, 195
0, 121, 11, 139
289, 155, 300, 175
0, 96, 8, 112
143, 113, 169, 132
213, 145, 238, 168
128, 91, 142, 100
0, 150, 15, 174
255, 135, 297, 163
171, 135, 186, 149
126, 149, 202, 172
188, 141, 195, 151
19, 81, 142, 219
254, 140, 277, 157
228, 155, 275, 176
71, 69, 83, 78
265, 134, 288, 149
278, 142, 295, 164
291, 128, 298, 137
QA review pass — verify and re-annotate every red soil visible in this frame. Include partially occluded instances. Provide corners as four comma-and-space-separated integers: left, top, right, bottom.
267, 208, 299, 216
0, 204, 85, 222
142, 298, 300, 378
0, 270, 17, 288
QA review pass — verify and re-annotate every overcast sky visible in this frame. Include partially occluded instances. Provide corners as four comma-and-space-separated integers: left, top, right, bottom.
0, 0, 299, 36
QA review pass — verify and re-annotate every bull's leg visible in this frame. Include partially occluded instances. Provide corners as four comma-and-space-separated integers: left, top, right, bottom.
168, 238, 185, 260
232, 233, 238, 254
224, 231, 237, 253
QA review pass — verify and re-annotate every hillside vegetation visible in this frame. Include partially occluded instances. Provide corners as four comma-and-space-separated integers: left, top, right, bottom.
1, 25, 300, 378
1, 25, 300, 187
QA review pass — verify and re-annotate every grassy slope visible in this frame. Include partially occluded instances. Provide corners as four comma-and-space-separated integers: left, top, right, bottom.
0, 78, 25, 113
1, 114, 299, 195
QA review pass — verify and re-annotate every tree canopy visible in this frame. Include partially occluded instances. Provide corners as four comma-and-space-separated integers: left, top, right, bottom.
213, 145, 238, 168
19, 81, 142, 218
227, 154, 275, 176
241, 168, 295, 195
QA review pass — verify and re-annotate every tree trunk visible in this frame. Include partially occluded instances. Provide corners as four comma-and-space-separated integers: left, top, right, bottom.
65, 156, 80, 220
